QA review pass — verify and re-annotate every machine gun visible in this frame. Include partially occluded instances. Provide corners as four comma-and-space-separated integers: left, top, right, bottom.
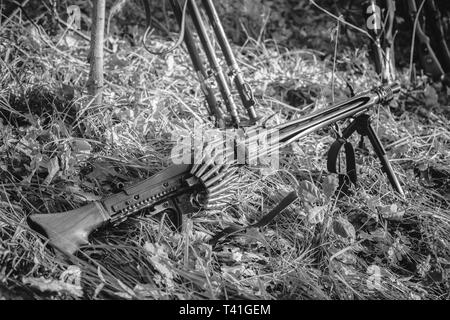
28, 83, 403, 255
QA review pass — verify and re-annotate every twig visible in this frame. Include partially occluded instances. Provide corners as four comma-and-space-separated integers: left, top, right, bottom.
0, 55, 25, 91
408, 0, 427, 83
309, 0, 375, 43
263, 97, 315, 114
142, 0, 188, 55
154, 89, 205, 124
331, 17, 341, 103
41, 1, 114, 54
61, 16, 113, 54
1, 0, 30, 27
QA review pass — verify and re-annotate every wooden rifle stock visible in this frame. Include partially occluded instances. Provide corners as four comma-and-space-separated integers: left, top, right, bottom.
27, 202, 110, 255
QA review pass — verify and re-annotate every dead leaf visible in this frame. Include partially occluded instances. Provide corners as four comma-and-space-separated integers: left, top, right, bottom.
144, 242, 175, 289
107, 0, 129, 34
377, 203, 404, 220
65, 185, 102, 202
166, 55, 175, 75
22, 276, 83, 298
222, 265, 248, 279
43, 157, 60, 185
67, 5, 81, 31
323, 174, 339, 199
133, 283, 161, 299
27, 25, 42, 49
71, 139, 91, 162
299, 180, 321, 203
115, 279, 136, 299
332, 217, 356, 242
106, 54, 128, 69
424, 85, 438, 108
60, 265, 82, 288
72, 139, 91, 153
242, 228, 270, 247
58, 84, 75, 101
63, 34, 78, 47
387, 236, 409, 264
307, 205, 327, 224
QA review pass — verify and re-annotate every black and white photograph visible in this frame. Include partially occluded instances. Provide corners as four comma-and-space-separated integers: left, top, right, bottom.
0, 0, 448, 306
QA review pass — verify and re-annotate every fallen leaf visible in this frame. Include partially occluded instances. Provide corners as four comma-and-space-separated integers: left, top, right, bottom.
377, 203, 404, 220
387, 237, 409, 264
133, 283, 161, 299
27, 25, 42, 49
43, 157, 60, 185
231, 250, 243, 263
60, 265, 82, 288
107, 0, 128, 32
307, 205, 327, 224
242, 228, 270, 247
299, 180, 321, 203
65, 184, 101, 201
424, 85, 438, 108
115, 279, 136, 299
366, 265, 383, 291
167, 55, 175, 75
71, 139, 91, 162
322, 174, 339, 199
144, 242, 175, 289
67, 5, 81, 31
222, 265, 244, 278
58, 84, 75, 101
106, 54, 128, 69
63, 33, 78, 47
332, 217, 356, 242
22, 276, 83, 298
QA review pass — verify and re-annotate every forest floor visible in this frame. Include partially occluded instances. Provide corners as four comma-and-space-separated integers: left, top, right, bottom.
0, 1, 449, 299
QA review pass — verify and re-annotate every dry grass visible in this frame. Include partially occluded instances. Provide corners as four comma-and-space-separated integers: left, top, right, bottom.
0, 3, 449, 300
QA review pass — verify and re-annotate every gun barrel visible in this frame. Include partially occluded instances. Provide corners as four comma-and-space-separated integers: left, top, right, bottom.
192, 84, 400, 165
275, 83, 399, 146
187, 84, 400, 164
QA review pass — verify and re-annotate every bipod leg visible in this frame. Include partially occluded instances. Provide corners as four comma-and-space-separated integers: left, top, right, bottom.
354, 114, 405, 196
327, 113, 405, 197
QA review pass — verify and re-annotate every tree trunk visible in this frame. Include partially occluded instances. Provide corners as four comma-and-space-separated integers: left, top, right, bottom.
87, 0, 105, 106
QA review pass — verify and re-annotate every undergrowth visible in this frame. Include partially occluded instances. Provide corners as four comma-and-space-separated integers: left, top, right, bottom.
0, 1, 449, 300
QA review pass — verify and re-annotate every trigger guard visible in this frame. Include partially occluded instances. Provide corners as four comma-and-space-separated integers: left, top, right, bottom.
151, 192, 202, 232
152, 200, 182, 231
